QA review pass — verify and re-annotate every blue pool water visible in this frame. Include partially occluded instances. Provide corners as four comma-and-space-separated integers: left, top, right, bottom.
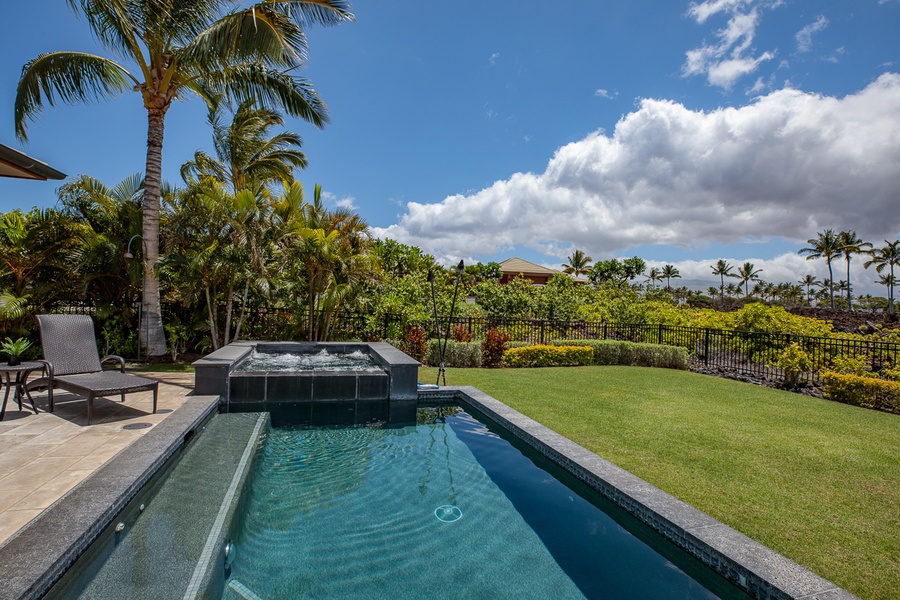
224, 408, 745, 599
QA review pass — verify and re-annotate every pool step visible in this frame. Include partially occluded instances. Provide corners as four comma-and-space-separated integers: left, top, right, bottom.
225, 579, 263, 600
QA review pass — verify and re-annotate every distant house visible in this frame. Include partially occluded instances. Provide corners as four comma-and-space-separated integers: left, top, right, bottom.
0, 144, 66, 180
498, 257, 559, 285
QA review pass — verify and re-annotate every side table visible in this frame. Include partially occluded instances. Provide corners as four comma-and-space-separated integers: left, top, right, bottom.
0, 361, 44, 420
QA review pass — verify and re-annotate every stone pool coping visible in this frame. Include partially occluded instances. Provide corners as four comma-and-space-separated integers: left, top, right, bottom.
0, 385, 859, 600
0, 395, 220, 600
420, 386, 859, 600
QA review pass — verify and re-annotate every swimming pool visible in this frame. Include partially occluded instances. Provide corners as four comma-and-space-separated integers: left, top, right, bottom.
43, 406, 745, 599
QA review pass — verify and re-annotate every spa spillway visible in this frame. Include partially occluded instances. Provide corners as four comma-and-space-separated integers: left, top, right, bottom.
193, 341, 421, 425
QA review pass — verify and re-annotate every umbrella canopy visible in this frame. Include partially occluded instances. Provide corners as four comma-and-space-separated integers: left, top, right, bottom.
0, 143, 65, 180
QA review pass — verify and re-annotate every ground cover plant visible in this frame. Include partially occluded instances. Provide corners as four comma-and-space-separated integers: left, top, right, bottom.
419, 365, 900, 600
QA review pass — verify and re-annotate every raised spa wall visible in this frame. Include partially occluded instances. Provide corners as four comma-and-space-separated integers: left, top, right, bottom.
193, 341, 420, 414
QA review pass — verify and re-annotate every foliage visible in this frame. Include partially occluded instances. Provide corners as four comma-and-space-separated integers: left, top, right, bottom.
164, 322, 191, 362
502, 344, 593, 367
450, 324, 472, 342
551, 339, 689, 369
481, 328, 510, 367
400, 325, 428, 363
822, 371, 900, 412
426, 339, 481, 368
588, 256, 645, 286
1, 337, 31, 357
772, 342, 813, 388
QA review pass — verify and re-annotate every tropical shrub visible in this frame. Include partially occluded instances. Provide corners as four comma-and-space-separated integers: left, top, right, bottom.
426, 339, 482, 368
450, 324, 472, 342
502, 344, 593, 368
822, 371, 900, 411
552, 339, 689, 369
481, 328, 510, 367
771, 342, 813, 388
400, 325, 428, 362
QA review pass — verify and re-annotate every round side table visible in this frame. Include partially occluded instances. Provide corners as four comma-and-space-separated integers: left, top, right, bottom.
0, 361, 44, 420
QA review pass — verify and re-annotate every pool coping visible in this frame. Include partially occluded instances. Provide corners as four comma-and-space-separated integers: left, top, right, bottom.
0, 395, 220, 600
420, 386, 859, 600
0, 387, 860, 600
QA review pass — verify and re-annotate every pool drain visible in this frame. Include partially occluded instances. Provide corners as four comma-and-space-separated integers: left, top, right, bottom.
434, 505, 462, 523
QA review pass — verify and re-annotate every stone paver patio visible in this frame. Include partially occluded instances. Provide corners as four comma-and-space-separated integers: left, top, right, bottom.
0, 372, 194, 546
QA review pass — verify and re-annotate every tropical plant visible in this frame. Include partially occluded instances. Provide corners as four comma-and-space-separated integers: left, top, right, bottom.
645, 267, 662, 288
836, 230, 872, 311
710, 259, 737, 305
16, 0, 354, 355
798, 274, 820, 306
661, 264, 681, 290
737, 262, 763, 299
562, 249, 592, 278
864, 240, 900, 313
799, 229, 842, 309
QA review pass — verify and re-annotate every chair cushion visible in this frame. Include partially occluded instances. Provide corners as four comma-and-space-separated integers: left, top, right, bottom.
53, 371, 158, 398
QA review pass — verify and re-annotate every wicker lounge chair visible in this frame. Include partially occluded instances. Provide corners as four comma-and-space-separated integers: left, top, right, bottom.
31, 314, 158, 424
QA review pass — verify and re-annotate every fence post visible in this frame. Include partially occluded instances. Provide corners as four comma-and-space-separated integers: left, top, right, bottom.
658, 323, 663, 345
602, 322, 608, 340
704, 327, 710, 366
540, 320, 546, 345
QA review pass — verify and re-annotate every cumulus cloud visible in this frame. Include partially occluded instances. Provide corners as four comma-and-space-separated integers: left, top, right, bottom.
795, 15, 828, 53
594, 88, 617, 99
684, 2, 778, 89
374, 74, 900, 291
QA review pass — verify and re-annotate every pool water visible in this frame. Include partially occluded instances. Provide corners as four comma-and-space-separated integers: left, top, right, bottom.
236, 349, 383, 373
224, 408, 742, 599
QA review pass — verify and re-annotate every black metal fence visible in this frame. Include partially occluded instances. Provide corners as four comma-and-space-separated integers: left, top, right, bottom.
312, 313, 898, 384
37, 303, 900, 383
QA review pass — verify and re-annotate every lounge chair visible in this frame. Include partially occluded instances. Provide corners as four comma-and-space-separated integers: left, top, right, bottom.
30, 314, 158, 424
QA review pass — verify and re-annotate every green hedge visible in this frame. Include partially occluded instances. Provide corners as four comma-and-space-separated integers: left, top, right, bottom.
426, 339, 482, 368
551, 339, 689, 370
822, 370, 900, 412
502, 344, 594, 368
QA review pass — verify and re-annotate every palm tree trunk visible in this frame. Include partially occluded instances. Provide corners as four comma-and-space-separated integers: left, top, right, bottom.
205, 286, 219, 350
827, 260, 835, 309
224, 282, 234, 346
233, 279, 250, 341
141, 109, 168, 356
846, 259, 853, 311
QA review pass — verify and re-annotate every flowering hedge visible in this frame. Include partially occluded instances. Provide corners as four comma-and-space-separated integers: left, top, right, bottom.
502, 345, 593, 368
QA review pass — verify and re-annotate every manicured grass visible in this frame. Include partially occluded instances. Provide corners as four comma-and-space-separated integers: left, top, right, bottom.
419, 365, 900, 600
126, 362, 195, 373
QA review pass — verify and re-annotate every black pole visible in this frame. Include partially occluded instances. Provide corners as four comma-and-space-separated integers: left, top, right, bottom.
427, 269, 445, 385
439, 260, 465, 386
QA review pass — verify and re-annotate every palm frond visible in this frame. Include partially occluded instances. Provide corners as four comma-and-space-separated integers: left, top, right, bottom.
179, 5, 307, 72
264, 0, 355, 27
16, 52, 133, 141
207, 64, 329, 128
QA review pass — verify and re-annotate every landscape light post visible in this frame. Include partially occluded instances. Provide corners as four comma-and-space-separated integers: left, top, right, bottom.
123, 235, 146, 360
427, 269, 443, 385
438, 260, 465, 386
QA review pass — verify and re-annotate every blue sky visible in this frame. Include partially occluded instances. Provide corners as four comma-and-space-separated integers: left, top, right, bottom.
2, 0, 900, 294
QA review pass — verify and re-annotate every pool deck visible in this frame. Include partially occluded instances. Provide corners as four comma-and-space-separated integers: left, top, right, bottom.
0, 372, 195, 547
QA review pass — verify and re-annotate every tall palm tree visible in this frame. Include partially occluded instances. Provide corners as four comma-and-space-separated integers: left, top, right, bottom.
865, 240, 900, 313
644, 267, 662, 289
15, 0, 354, 355
798, 274, 820, 306
836, 230, 872, 311
737, 262, 763, 299
661, 264, 681, 290
710, 259, 736, 305
798, 229, 842, 309
562, 249, 592, 278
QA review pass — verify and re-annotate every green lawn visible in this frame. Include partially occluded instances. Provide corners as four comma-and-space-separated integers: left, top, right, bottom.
419, 365, 900, 600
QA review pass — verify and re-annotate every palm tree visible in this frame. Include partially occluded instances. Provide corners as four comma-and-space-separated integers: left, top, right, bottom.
737, 262, 763, 299
710, 259, 736, 305
836, 230, 872, 311
661, 264, 681, 290
644, 267, 662, 289
562, 250, 593, 278
865, 240, 900, 313
181, 98, 307, 190
798, 274, 820, 306
16, 0, 354, 355
799, 229, 842, 309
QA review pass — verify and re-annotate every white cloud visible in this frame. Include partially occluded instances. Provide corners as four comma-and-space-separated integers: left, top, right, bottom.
594, 88, 617, 99
795, 15, 828, 53
488, 52, 500, 66
684, 3, 779, 89
374, 74, 900, 294
322, 190, 357, 211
